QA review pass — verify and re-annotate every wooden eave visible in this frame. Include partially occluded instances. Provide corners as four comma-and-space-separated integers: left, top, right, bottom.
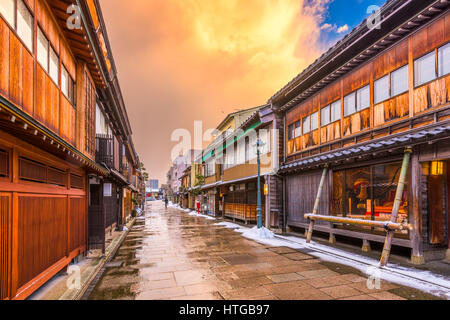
0, 96, 108, 176
270, 0, 449, 113
47, 0, 106, 88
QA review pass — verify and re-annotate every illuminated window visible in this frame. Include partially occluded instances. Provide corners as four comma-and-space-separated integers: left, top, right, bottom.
303, 116, 311, 134
49, 47, 59, 85
37, 27, 49, 71
311, 112, 319, 131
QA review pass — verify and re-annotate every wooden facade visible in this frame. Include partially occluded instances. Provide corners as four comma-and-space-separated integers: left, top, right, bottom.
274, 0, 450, 263
0, 0, 140, 299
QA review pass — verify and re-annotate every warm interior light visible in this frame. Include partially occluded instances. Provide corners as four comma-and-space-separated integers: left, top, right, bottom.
264, 184, 269, 196
430, 161, 444, 176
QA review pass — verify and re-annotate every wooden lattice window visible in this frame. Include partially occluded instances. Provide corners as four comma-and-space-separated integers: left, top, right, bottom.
0, 149, 8, 177
19, 157, 47, 183
85, 73, 96, 155
48, 167, 67, 187
70, 173, 84, 189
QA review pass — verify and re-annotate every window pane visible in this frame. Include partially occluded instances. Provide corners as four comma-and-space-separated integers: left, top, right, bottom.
374, 75, 389, 104
391, 65, 408, 96
344, 92, 356, 117
357, 85, 370, 111
438, 43, 450, 77
303, 116, 310, 134
311, 112, 319, 131
321, 105, 330, 126
17, 0, 33, 53
288, 124, 294, 140
331, 100, 341, 122
414, 51, 436, 87
237, 140, 245, 164
61, 67, 69, 97
49, 47, 59, 85
37, 28, 49, 71
294, 120, 301, 138
0, 0, 15, 27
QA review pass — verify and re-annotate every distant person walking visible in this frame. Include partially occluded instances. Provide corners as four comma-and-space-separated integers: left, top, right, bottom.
164, 196, 169, 209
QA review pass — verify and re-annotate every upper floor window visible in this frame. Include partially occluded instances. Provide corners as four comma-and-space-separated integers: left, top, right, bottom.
414, 51, 436, 87
344, 92, 356, 117
0, 0, 14, 27
344, 85, 369, 117
294, 120, 301, 138
37, 26, 59, 86
331, 100, 341, 123
288, 123, 294, 140
374, 75, 389, 104
321, 100, 341, 126
391, 65, 408, 97
303, 115, 311, 134
321, 105, 330, 126
311, 111, 319, 131
61, 65, 76, 105
1, 0, 33, 53
438, 42, 450, 77
356, 85, 370, 111
17, 0, 33, 52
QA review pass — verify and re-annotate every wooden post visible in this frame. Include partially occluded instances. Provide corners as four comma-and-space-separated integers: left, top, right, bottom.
410, 152, 424, 265
379, 148, 412, 267
306, 165, 329, 243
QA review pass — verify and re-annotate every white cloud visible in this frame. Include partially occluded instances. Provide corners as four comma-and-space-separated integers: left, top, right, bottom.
337, 24, 349, 34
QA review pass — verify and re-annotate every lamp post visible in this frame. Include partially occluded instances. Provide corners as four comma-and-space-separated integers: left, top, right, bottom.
255, 139, 265, 229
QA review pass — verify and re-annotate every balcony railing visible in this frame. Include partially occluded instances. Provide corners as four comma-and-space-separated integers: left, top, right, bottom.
96, 134, 115, 170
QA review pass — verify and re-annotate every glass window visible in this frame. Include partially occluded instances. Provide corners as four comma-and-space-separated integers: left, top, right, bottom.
311, 112, 319, 131
321, 105, 330, 126
391, 65, 409, 96
303, 116, 310, 134
344, 92, 356, 117
332, 161, 408, 236
61, 66, 68, 97
414, 51, 436, 87
288, 124, 294, 140
331, 100, 341, 122
0, 0, 15, 27
237, 139, 245, 164
49, 47, 59, 85
438, 42, 450, 77
374, 75, 389, 104
294, 120, 301, 138
356, 85, 370, 111
37, 27, 49, 71
17, 0, 33, 52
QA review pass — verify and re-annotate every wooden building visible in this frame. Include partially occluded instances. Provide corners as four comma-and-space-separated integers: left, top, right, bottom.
271, 0, 450, 263
0, 0, 139, 300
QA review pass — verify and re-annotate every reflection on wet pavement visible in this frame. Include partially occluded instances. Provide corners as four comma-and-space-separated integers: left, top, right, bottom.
89, 202, 438, 300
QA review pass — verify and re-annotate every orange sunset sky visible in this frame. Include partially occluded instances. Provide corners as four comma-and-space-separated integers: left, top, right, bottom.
100, 0, 338, 184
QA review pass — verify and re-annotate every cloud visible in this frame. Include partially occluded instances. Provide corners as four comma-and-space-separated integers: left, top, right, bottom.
337, 24, 349, 34
99, 0, 332, 182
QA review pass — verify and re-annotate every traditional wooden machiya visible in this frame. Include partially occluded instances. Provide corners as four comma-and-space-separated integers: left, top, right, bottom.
0, 0, 140, 300
272, 0, 450, 264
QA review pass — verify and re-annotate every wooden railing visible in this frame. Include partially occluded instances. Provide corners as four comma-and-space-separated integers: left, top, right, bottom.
225, 203, 265, 224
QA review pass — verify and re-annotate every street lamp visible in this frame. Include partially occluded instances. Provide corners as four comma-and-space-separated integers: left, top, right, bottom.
255, 139, 265, 229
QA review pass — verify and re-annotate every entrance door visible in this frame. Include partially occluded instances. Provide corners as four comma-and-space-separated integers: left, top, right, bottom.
427, 163, 446, 245
88, 181, 105, 252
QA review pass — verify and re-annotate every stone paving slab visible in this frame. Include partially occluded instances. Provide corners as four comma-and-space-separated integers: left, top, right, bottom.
88, 202, 434, 300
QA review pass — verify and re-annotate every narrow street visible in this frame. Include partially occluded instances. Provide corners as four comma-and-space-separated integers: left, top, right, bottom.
88, 201, 440, 300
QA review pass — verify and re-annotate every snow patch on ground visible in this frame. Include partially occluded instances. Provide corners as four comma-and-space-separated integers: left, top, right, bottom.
213, 222, 450, 299
188, 212, 216, 220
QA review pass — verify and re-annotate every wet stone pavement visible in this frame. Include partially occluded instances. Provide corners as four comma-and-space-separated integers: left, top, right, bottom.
89, 201, 437, 300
